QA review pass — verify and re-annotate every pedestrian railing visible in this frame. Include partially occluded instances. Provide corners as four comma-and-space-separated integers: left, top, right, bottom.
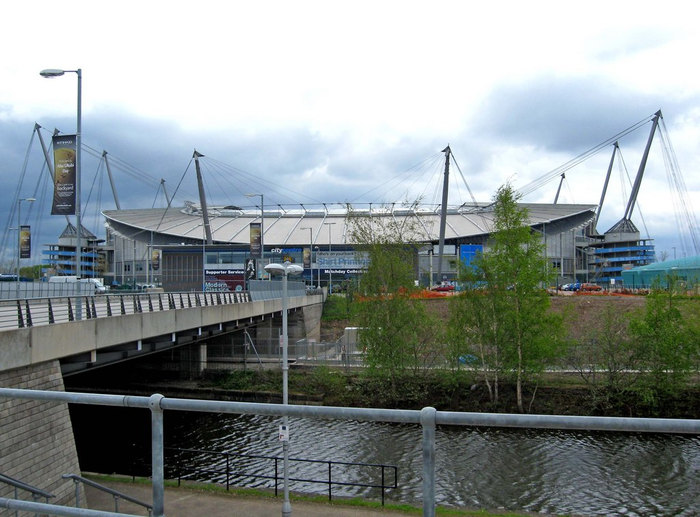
62, 474, 153, 516
0, 291, 251, 329
159, 446, 397, 506
1, 388, 698, 517
0, 472, 54, 512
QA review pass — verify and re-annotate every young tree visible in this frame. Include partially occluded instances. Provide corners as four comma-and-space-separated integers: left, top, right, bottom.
568, 302, 637, 410
628, 275, 700, 405
348, 202, 442, 391
448, 184, 565, 412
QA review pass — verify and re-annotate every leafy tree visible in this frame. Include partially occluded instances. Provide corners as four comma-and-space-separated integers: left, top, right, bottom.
627, 275, 700, 405
568, 302, 637, 409
20, 265, 43, 280
448, 184, 565, 412
347, 202, 442, 392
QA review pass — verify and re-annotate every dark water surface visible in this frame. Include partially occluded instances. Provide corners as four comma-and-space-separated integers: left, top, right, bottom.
70, 406, 699, 516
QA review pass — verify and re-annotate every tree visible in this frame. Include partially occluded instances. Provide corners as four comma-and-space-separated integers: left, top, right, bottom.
568, 301, 637, 410
627, 274, 700, 405
448, 184, 565, 412
347, 202, 442, 392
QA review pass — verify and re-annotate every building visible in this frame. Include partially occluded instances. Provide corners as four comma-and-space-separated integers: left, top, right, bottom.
41, 223, 105, 279
621, 255, 700, 290
102, 201, 598, 291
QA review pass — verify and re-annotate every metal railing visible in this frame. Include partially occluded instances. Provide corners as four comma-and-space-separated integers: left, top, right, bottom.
0, 291, 250, 329
62, 474, 152, 516
0, 472, 54, 515
1, 388, 698, 517
160, 446, 397, 505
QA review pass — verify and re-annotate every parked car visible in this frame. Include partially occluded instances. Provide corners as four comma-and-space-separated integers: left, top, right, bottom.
579, 282, 602, 292
561, 282, 580, 291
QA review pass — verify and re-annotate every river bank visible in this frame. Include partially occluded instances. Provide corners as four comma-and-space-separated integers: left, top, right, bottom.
66, 367, 700, 419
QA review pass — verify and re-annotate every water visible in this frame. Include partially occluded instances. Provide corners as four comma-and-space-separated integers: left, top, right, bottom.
70, 405, 699, 516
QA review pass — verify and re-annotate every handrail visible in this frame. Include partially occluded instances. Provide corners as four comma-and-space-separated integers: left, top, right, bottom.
162, 446, 397, 505
2, 388, 698, 517
0, 471, 54, 500
62, 474, 152, 516
0, 291, 250, 330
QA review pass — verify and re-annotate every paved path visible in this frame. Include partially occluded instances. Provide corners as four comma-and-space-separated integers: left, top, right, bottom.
85, 478, 413, 516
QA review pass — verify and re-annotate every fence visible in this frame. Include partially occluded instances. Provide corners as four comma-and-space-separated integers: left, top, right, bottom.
187, 336, 364, 372
1, 388, 698, 517
160, 446, 397, 505
248, 280, 306, 301
0, 291, 250, 329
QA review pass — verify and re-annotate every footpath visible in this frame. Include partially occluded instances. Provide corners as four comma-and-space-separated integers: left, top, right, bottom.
84, 478, 413, 516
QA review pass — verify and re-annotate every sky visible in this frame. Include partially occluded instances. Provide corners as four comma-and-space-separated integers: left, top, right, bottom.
1, 0, 699, 265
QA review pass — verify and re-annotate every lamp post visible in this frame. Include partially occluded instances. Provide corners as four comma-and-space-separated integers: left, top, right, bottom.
300, 226, 313, 286
16, 197, 35, 299
246, 193, 264, 277
314, 246, 320, 288
41, 67, 82, 318
264, 261, 303, 517
323, 222, 336, 293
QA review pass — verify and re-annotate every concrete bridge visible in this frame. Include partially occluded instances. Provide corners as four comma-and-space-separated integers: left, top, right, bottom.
0, 287, 324, 375
0, 287, 324, 509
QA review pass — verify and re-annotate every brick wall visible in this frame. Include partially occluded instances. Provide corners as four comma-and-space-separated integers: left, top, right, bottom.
0, 361, 84, 513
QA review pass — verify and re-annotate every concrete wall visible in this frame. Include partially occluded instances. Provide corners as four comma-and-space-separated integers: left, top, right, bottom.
302, 301, 323, 344
0, 361, 83, 511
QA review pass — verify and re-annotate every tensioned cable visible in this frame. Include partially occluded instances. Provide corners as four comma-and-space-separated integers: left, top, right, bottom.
200, 155, 325, 206
154, 157, 195, 233
1, 129, 38, 265
348, 152, 444, 205
517, 113, 656, 197
451, 153, 477, 206
658, 118, 699, 254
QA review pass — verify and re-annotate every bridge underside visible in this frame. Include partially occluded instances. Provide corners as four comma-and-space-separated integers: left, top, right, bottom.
59, 306, 311, 376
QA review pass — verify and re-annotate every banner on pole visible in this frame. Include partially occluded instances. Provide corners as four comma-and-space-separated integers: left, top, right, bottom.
249, 223, 262, 258
51, 134, 77, 215
19, 225, 31, 259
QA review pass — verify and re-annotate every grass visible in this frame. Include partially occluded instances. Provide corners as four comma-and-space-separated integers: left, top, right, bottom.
83, 473, 551, 516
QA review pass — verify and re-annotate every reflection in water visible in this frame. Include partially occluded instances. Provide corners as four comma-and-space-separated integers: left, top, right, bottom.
71, 406, 700, 516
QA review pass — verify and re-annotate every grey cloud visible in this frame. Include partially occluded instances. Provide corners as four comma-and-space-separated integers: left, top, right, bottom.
474, 75, 674, 153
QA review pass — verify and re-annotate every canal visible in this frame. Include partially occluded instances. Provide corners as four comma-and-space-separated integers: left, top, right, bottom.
70, 404, 699, 516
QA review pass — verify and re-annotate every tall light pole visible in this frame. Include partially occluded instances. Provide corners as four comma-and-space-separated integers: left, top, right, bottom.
323, 222, 336, 293
41, 67, 82, 318
300, 226, 313, 286
16, 198, 35, 299
246, 193, 264, 278
314, 246, 320, 288
264, 261, 303, 517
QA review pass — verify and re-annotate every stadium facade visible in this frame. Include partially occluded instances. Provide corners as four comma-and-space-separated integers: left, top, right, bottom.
100, 201, 599, 291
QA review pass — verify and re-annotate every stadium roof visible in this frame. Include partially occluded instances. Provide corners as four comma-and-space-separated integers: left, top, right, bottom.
103, 202, 597, 247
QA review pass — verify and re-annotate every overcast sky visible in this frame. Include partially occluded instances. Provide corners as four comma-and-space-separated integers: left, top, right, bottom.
1, 0, 698, 263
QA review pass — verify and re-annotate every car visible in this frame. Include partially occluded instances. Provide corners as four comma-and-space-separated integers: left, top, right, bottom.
579, 282, 602, 292
432, 282, 455, 292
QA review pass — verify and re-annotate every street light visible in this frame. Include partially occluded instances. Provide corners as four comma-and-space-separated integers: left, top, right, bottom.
263, 261, 303, 517
314, 246, 320, 288
41, 67, 83, 318
300, 226, 313, 287
16, 197, 35, 299
245, 193, 264, 278
323, 222, 336, 293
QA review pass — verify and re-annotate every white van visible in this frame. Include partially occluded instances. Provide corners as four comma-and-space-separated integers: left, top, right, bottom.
48, 276, 107, 294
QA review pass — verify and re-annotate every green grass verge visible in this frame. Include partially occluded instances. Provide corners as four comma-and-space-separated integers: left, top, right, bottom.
82, 473, 551, 516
